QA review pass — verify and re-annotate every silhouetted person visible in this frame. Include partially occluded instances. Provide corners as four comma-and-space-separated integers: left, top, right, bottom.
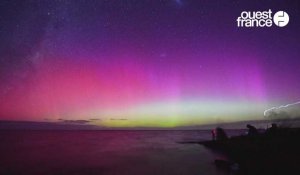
214, 127, 228, 141
211, 129, 216, 141
246, 124, 258, 136
267, 123, 278, 134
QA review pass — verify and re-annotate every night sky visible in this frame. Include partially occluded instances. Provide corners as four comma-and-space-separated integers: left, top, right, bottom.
0, 0, 299, 127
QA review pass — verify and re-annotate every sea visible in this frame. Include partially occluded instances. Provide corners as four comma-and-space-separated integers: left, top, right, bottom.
0, 130, 244, 175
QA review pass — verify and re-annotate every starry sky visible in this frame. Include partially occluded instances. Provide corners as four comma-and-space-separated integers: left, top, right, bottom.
0, 0, 299, 127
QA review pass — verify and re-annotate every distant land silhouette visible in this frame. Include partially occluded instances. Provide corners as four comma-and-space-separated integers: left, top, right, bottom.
1, 118, 300, 130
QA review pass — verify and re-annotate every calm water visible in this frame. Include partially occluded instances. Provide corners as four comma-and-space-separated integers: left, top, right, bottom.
0, 130, 241, 175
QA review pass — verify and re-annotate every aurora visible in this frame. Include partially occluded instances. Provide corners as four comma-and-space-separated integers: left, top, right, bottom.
0, 0, 299, 128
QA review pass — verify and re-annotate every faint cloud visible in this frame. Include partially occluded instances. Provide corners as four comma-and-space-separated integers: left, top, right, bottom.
58, 119, 90, 124
110, 118, 128, 121
264, 101, 300, 120
89, 118, 101, 121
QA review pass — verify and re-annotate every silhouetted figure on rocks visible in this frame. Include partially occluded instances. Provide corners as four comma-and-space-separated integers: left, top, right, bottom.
211, 129, 216, 140
212, 127, 228, 141
267, 123, 278, 135
246, 124, 258, 136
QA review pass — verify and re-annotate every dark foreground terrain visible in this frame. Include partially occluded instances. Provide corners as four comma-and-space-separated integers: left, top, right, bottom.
200, 127, 300, 175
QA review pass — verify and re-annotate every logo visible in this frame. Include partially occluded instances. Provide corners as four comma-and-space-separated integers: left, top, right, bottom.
237, 10, 289, 27
273, 11, 289, 27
